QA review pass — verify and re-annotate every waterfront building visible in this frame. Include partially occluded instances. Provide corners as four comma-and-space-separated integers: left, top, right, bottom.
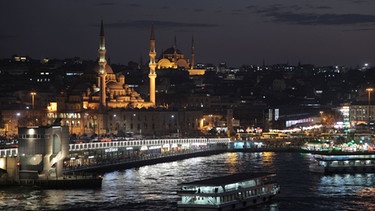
349, 104, 375, 127
106, 108, 202, 137
348, 88, 375, 131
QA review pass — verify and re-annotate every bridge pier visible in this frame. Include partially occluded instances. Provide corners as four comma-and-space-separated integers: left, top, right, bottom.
0, 157, 18, 184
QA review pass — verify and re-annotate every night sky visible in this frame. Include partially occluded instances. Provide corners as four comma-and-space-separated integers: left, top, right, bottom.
1, 0, 375, 67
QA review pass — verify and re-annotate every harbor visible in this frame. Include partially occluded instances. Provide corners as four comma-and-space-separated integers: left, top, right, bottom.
3, 124, 375, 189
0, 124, 302, 188
1, 125, 375, 210
1, 152, 375, 211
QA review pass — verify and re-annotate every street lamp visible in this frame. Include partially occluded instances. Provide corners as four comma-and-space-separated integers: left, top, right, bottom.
30, 92, 36, 109
366, 88, 373, 129
319, 111, 324, 123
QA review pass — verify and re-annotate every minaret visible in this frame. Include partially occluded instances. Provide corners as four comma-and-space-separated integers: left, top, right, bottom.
191, 36, 195, 70
173, 35, 177, 54
173, 35, 178, 68
148, 24, 157, 106
98, 20, 107, 109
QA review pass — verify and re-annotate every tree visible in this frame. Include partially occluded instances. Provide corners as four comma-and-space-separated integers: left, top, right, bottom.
321, 110, 343, 127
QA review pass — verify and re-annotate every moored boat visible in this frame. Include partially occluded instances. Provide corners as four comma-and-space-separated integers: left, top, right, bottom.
34, 175, 103, 189
309, 153, 375, 174
177, 172, 280, 211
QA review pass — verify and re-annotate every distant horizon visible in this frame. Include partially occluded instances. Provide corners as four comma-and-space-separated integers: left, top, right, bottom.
1, 54, 371, 69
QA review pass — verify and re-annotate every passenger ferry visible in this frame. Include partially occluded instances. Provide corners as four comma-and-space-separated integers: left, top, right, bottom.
309, 152, 375, 174
177, 172, 280, 211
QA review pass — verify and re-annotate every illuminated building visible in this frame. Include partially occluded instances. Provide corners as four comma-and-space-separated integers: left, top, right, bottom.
45, 21, 202, 137
156, 35, 205, 76
91, 20, 153, 110
148, 24, 157, 106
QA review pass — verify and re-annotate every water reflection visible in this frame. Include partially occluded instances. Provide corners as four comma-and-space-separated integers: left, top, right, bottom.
318, 173, 375, 196
225, 152, 240, 174
316, 173, 375, 210
1, 152, 375, 211
261, 152, 276, 166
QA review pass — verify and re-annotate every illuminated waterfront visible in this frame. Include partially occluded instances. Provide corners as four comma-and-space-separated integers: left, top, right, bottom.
1, 152, 375, 210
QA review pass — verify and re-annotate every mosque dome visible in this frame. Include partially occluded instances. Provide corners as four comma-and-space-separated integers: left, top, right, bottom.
94, 64, 114, 74
162, 47, 182, 55
107, 81, 123, 89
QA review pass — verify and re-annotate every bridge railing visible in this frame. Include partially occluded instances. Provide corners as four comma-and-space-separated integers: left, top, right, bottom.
0, 148, 18, 157
0, 138, 231, 155
69, 138, 230, 152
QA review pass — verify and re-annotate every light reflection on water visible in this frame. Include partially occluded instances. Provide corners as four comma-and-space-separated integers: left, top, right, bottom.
0, 152, 374, 210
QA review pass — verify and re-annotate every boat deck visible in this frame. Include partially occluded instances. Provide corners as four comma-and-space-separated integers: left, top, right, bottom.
179, 172, 275, 186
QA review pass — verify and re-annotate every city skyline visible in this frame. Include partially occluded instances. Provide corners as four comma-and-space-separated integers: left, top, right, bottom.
1, 0, 375, 67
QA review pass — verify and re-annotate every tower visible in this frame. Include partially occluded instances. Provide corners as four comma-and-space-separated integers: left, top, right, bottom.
98, 20, 107, 108
148, 24, 157, 106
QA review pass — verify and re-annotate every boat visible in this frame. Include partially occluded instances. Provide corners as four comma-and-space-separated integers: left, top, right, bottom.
14, 171, 103, 189
177, 172, 280, 211
308, 153, 375, 174
300, 137, 375, 154
34, 175, 103, 189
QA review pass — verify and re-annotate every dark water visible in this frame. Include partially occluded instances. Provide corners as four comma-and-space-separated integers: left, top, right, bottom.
1, 152, 375, 210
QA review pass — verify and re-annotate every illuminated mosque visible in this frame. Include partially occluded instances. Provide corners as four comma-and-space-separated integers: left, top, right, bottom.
83, 20, 154, 110
46, 21, 203, 137
157, 36, 205, 75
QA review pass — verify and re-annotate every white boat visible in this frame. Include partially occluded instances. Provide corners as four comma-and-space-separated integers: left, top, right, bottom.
177, 172, 280, 211
308, 152, 375, 174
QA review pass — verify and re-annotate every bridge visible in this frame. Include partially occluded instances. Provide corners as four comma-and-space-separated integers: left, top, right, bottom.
1, 138, 230, 179
0, 137, 307, 185
1, 138, 229, 157
1, 137, 306, 175
68, 138, 229, 152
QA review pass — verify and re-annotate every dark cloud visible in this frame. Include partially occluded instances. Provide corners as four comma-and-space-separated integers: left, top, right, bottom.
344, 27, 375, 32
213, 9, 224, 14
352, 0, 368, 4
160, 6, 170, 9
246, 5, 257, 10
194, 8, 204, 12
249, 4, 329, 14
289, 5, 304, 11
305, 4, 332, 10
0, 33, 16, 39
250, 4, 283, 14
102, 20, 219, 29
129, 3, 141, 7
95, 2, 115, 6
269, 12, 375, 25
247, 4, 375, 25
